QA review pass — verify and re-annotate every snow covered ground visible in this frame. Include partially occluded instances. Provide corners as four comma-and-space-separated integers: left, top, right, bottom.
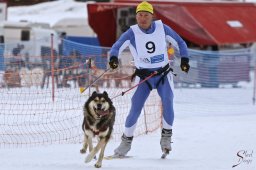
1, 82, 255, 170
1, 112, 255, 170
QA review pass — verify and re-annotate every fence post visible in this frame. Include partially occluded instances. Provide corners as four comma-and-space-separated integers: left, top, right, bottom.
51, 33, 55, 102
143, 107, 148, 134
88, 58, 92, 96
253, 60, 256, 105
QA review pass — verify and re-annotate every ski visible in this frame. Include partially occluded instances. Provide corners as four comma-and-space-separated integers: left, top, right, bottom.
104, 155, 133, 160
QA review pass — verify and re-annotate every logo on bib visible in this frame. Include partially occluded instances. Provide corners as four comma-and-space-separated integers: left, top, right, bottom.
151, 54, 164, 63
140, 58, 151, 63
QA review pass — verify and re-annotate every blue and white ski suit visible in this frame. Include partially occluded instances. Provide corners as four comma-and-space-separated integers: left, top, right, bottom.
110, 20, 188, 137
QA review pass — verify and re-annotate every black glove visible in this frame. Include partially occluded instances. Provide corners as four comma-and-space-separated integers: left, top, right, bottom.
109, 56, 119, 69
180, 57, 190, 73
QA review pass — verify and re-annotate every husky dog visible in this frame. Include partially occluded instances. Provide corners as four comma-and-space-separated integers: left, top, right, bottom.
80, 91, 116, 168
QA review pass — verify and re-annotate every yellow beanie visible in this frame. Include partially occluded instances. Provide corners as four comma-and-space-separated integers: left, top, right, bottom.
136, 1, 153, 14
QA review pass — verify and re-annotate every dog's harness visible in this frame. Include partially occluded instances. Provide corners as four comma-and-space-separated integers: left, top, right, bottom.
85, 120, 109, 136
91, 127, 108, 136
131, 64, 174, 90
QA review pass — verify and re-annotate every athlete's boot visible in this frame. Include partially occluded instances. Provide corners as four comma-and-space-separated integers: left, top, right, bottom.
160, 128, 172, 156
114, 134, 133, 156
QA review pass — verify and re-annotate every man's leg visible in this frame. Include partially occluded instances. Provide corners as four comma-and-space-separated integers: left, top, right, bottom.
157, 75, 174, 153
114, 81, 151, 156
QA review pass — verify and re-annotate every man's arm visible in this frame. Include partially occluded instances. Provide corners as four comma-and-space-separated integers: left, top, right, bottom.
109, 28, 134, 69
110, 28, 134, 57
163, 24, 190, 73
163, 24, 188, 58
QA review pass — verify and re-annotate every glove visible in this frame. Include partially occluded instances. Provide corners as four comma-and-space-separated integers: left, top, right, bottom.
180, 57, 190, 73
109, 56, 119, 69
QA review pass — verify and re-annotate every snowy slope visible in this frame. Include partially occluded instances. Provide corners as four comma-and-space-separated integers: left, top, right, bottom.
7, 0, 90, 26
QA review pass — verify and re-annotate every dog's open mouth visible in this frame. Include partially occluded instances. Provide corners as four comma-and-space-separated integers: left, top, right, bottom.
94, 108, 109, 117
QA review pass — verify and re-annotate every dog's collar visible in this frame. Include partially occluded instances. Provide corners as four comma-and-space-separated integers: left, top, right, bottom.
92, 129, 100, 135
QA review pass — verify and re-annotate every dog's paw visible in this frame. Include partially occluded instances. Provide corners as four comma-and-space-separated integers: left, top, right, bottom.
85, 154, 94, 163
94, 162, 102, 168
80, 148, 86, 154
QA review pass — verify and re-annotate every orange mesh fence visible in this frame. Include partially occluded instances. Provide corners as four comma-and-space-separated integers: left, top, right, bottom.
0, 40, 162, 147
0, 40, 255, 148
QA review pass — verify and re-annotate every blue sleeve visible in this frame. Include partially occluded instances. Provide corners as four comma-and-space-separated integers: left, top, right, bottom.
110, 28, 134, 57
163, 24, 189, 58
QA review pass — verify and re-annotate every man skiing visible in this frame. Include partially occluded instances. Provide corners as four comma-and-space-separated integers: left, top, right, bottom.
108, 1, 190, 158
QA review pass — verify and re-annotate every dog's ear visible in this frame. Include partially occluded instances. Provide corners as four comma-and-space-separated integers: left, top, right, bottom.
103, 91, 108, 97
92, 91, 97, 96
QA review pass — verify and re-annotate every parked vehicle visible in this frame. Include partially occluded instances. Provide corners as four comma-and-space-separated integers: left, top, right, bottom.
0, 21, 59, 65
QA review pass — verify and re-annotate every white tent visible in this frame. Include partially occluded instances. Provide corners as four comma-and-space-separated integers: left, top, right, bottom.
52, 17, 96, 37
